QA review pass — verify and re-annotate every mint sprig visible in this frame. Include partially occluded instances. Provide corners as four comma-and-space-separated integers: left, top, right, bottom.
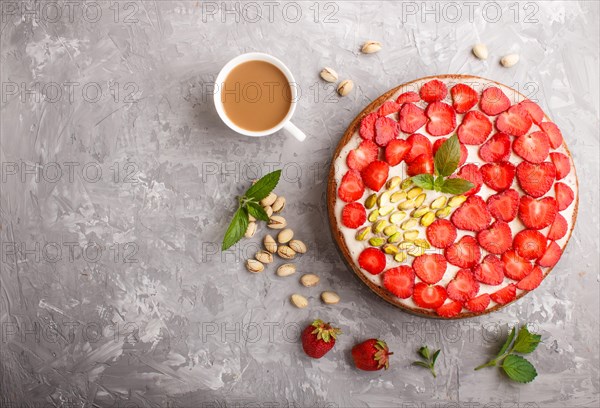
412, 346, 441, 378
475, 325, 541, 383
411, 134, 474, 194
221, 170, 282, 251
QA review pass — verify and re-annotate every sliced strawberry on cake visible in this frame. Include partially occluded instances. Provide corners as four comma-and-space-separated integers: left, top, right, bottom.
338, 170, 364, 202
446, 269, 480, 302
383, 266, 415, 299
425, 102, 456, 136
375, 116, 400, 147
458, 110, 492, 145
480, 162, 516, 192
347, 140, 378, 172
479, 133, 511, 162
385, 139, 410, 166
361, 161, 390, 192
450, 83, 478, 113
480, 87, 510, 116
412, 283, 447, 309
399, 103, 427, 134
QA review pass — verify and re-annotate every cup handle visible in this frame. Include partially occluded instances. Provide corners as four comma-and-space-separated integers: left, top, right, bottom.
283, 121, 306, 142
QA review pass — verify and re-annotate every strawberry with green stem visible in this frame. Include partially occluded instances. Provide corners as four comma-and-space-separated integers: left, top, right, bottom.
352, 339, 394, 371
301, 319, 341, 359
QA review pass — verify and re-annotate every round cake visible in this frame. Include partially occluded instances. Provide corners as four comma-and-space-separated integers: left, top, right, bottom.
327, 75, 578, 319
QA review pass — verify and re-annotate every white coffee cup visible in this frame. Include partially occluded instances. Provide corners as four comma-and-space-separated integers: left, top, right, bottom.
213, 52, 306, 142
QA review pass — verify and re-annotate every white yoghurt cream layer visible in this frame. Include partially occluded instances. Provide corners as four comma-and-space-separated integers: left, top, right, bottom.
333, 77, 578, 313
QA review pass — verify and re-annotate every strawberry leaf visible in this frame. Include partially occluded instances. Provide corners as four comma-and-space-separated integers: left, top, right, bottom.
502, 355, 538, 383
512, 326, 542, 354
246, 170, 282, 200
440, 178, 474, 194
412, 174, 434, 190
434, 134, 461, 177
498, 326, 517, 357
222, 207, 249, 251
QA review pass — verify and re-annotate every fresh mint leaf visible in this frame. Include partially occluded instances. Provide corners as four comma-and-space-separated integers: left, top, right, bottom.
411, 174, 434, 190
498, 326, 517, 357
434, 134, 461, 177
440, 178, 474, 194
512, 326, 542, 354
502, 355, 538, 383
246, 202, 269, 221
246, 170, 282, 201
222, 207, 249, 251
433, 176, 445, 191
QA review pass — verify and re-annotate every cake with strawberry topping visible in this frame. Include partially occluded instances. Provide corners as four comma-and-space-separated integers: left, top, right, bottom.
327, 75, 578, 318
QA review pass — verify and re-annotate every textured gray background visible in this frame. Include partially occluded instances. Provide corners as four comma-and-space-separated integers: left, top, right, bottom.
1, 1, 599, 407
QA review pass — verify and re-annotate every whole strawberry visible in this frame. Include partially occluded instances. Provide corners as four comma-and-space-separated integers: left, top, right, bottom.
301, 319, 341, 359
352, 339, 393, 371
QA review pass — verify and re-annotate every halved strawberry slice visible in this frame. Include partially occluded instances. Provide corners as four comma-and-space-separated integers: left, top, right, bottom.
518, 100, 544, 125
347, 140, 379, 172
454, 164, 483, 196
383, 266, 415, 299
457, 110, 492, 145
540, 122, 563, 149
425, 102, 456, 136
502, 250, 534, 280
378, 101, 401, 117
358, 247, 386, 275
537, 241, 562, 267
426, 219, 457, 249
480, 162, 515, 192
341, 202, 367, 229
361, 161, 390, 192
375, 116, 400, 147
490, 284, 517, 305
465, 293, 491, 312
513, 131, 550, 163
451, 195, 491, 232
413, 254, 447, 284
549, 152, 571, 180
479, 132, 511, 162
496, 104, 532, 137
487, 189, 519, 222
433, 138, 468, 166
385, 139, 410, 166
547, 213, 568, 241
399, 103, 427, 134
477, 220, 513, 254
412, 282, 447, 309
446, 269, 480, 302
436, 300, 463, 318
516, 266, 543, 290
407, 154, 434, 176
555, 182, 574, 210
420, 79, 447, 102
514, 229, 547, 260
405, 134, 433, 163
516, 162, 556, 198
359, 112, 379, 141
396, 91, 420, 104
338, 170, 364, 202
518, 196, 558, 230
480, 87, 510, 116
445, 235, 481, 268
450, 83, 478, 113
473, 254, 504, 285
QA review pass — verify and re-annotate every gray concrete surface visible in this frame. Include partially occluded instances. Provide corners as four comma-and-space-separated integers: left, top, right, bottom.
1, 1, 598, 407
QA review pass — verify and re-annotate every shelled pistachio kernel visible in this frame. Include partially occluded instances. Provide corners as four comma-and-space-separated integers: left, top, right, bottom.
387, 176, 402, 190
379, 205, 394, 216
389, 211, 406, 225
398, 200, 416, 210
368, 209, 380, 222
398, 241, 415, 250
382, 243, 399, 255
400, 178, 413, 190
414, 193, 427, 207
377, 191, 391, 207
408, 245, 426, 257
388, 232, 403, 243
301, 274, 320, 287
406, 187, 423, 200
291, 294, 308, 308
383, 225, 397, 236
421, 212, 436, 227
372, 219, 388, 233
412, 206, 429, 218
390, 191, 407, 203
401, 218, 418, 230
431, 196, 447, 209
394, 252, 407, 263
448, 195, 467, 207
356, 226, 370, 241
321, 291, 340, 305
436, 207, 452, 218
403, 230, 419, 241
414, 239, 431, 249
369, 237, 386, 247
365, 194, 377, 209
